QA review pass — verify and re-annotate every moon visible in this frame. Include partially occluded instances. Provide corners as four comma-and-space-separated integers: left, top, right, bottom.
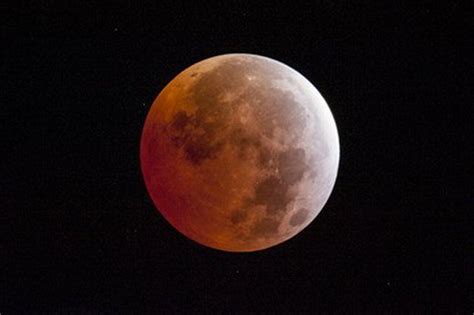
141, 54, 339, 252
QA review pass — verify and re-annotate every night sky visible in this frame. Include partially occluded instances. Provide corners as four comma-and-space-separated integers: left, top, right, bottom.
2, 2, 472, 313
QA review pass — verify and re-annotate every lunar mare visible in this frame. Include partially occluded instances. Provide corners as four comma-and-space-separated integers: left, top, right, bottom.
141, 54, 339, 252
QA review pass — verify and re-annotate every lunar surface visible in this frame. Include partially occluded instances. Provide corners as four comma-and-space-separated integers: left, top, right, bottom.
141, 54, 339, 252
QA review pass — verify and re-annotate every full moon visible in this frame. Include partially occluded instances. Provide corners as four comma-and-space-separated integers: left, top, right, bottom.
141, 54, 339, 252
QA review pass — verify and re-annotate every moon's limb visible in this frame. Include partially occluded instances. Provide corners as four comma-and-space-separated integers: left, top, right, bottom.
141, 54, 339, 252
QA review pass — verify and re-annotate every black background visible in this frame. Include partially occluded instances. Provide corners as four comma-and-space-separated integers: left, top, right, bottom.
2, 1, 472, 313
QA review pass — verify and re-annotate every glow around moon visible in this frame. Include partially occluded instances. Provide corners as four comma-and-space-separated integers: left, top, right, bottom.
141, 54, 339, 252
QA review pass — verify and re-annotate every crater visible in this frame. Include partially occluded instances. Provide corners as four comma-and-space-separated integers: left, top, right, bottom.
172, 111, 190, 130
169, 111, 192, 148
253, 176, 289, 214
278, 148, 308, 185
230, 209, 248, 225
247, 147, 308, 217
252, 217, 280, 238
229, 128, 262, 159
258, 148, 272, 168
168, 107, 227, 165
184, 139, 223, 165
289, 208, 309, 227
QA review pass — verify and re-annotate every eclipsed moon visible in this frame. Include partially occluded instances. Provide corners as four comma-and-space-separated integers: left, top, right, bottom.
141, 54, 339, 252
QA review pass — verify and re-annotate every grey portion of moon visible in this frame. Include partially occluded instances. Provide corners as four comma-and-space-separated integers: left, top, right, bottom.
141, 54, 339, 252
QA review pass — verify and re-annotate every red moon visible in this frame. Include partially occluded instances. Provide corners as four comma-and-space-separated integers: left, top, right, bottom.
141, 54, 339, 252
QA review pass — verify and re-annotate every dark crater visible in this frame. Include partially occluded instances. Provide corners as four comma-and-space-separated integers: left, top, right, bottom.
253, 176, 289, 214
246, 147, 308, 219
278, 148, 308, 185
184, 138, 224, 164
230, 209, 248, 225
289, 208, 309, 227
168, 110, 225, 165
252, 217, 280, 237
230, 127, 262, 158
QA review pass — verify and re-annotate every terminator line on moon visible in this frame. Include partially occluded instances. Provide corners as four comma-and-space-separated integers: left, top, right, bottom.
140, 54, 339, 252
